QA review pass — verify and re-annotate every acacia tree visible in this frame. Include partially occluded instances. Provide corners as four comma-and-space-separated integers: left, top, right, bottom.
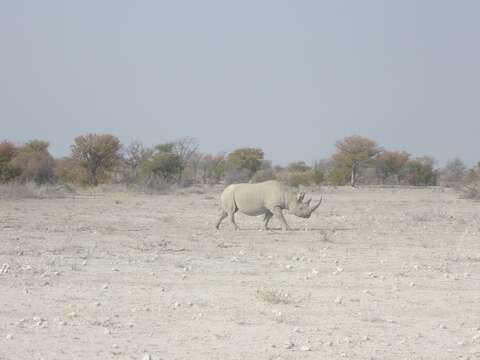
172, 137, 198, 182
123, 141, 153, 183
332, 136, 382, 187
227, 148, 264, 174
377, 150, 410, 184
71, 134, 121, 186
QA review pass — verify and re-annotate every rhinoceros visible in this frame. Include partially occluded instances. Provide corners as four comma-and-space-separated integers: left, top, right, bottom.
215, 180, 322, 231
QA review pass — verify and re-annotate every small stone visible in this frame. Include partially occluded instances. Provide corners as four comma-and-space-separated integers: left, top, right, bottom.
334, 296, 343, 305
6, 334, 13, 340
300, 345, 311, 351
102, 284, 108, 289
284, 341, 294, 349
82, 260, 87, 266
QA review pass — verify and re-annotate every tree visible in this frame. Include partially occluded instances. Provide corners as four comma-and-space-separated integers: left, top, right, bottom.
0, 141, 19, 183
311, 161, 326, 185
439, 158, 467, 188
332, 136, 382, 186
401, 156, 437, 186
172, 137, 198, 182
71, 134, 121, 186
122, 141, 153, 183
286, 161, 310, 173
226, 148, 264, 175
198, 153, 225, 183
140, 142, 183, 183
376, 151, 410, 184
11, 140, 55, 184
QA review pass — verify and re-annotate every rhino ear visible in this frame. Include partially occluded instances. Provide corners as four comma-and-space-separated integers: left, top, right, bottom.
297, 192, 305, 202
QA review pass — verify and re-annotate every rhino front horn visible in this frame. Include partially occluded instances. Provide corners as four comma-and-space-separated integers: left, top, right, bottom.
309, 197, 322, 214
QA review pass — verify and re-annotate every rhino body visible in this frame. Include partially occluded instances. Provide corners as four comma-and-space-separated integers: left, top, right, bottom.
215, 180, 322, 231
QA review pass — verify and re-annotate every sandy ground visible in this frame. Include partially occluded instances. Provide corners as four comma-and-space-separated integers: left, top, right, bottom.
1, 185, 480, 360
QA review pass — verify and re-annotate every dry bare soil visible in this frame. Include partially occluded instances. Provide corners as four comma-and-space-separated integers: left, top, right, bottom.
1, 185, 480, 360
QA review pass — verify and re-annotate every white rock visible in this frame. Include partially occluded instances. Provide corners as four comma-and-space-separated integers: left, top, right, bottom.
6, 334, 13, 340
300, 345, 311, 351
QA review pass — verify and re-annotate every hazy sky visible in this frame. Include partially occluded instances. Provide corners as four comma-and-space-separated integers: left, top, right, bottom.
1, 1, 479, 166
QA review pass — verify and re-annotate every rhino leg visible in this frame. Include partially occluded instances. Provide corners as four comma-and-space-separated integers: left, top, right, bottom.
272, 206, 290, 231
228, 211, 240, 230
215, 210, 228, 229
263, 211, 273, 230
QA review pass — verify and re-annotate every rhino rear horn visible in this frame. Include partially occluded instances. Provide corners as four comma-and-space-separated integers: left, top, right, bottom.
308, 197, 322, 214
304, 199, 312, 206
297, 192, 305, 202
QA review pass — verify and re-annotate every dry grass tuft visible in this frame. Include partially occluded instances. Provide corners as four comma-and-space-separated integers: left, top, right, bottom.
0, 183, 75, 199
256, 289, 295, 304
461, 182, 480, 201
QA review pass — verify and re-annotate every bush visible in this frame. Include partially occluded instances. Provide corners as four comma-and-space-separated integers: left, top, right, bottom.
326, 164, 351, 186
286, 161, 310, 173
400, 157, 437, 186
287, 172, 312, 187
10, 140, 55, 185
140, 143, 183, 183
54, 158, 89, 185
224, 168, 251, 184
439, 159, 467, 188
226, 148, 264, 176
251, 168, 276, 183
0, 141, 19, 183
461, 182, 480, 201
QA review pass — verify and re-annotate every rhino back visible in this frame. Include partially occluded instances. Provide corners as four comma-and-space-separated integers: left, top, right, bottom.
232, 181, 286, 215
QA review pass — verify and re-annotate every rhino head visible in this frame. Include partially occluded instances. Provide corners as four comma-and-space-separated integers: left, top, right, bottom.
289, 192, 322, 218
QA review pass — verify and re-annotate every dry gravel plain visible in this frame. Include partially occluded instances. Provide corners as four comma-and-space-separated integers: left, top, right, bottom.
1, 185, 480, 360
